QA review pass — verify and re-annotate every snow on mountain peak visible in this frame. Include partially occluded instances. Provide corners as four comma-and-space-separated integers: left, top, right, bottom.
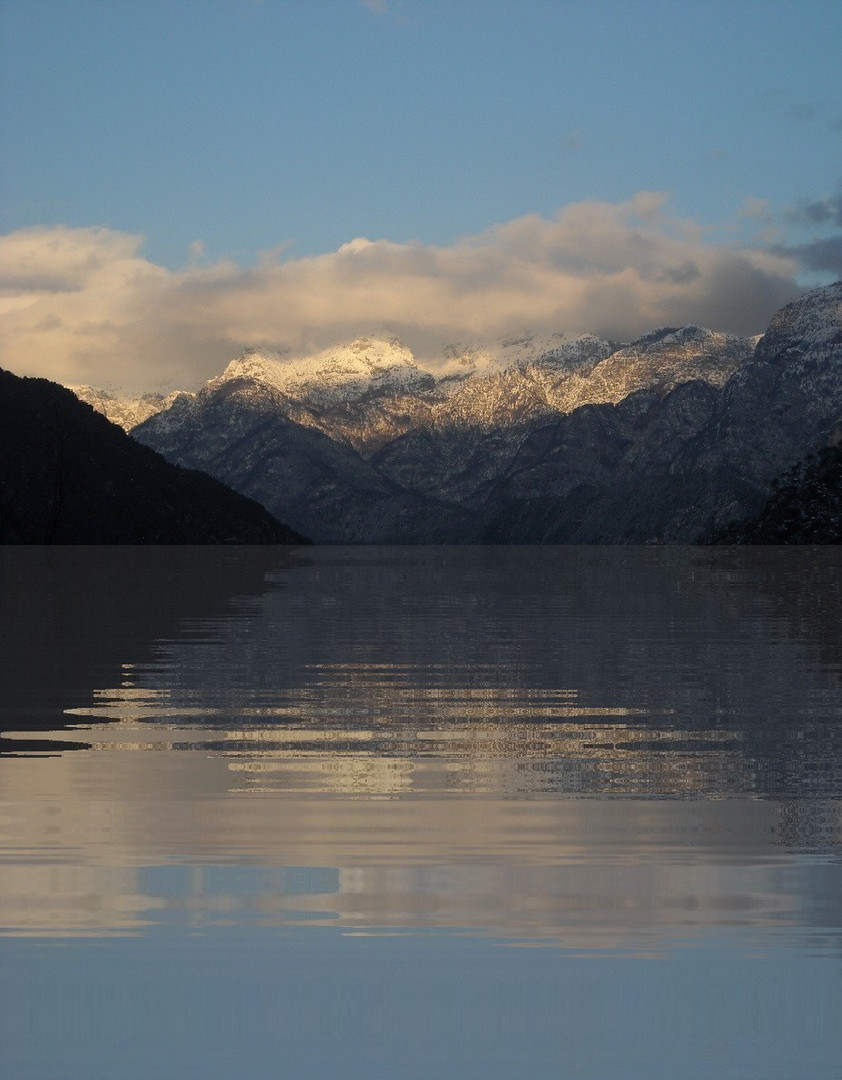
216, 348, 289, 388
70, 385, 191, 431
755, 281, 842, 361
211, 335, 432, 407
438, 331, 611, 379
68, 314, 770, 436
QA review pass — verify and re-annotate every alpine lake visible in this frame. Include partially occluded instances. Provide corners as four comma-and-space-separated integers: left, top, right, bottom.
1, 544, 840, 1080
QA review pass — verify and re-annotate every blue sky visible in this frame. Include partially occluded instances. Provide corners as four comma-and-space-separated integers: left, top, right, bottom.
1, 0, 840, 390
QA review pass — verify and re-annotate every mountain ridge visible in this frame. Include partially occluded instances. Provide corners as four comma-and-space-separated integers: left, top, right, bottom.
75, 284, 842, 544
74, 323, 755, 436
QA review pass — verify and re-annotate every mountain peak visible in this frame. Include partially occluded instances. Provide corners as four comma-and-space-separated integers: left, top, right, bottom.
626, 325, 740, 351
211, 334, 431, 408
70, 384, 190, 431
755, 281, 842, 364
438, 331, 612, 379
131, 283, 841, 543
216, 348, 288, 388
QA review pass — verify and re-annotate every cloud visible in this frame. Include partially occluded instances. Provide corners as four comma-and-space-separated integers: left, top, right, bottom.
0, 226, 154, 292
360, 0, 387, 13
778, 235, 842, 277
788, 191, 842, 229
778, 186, 842, 276
0, 197, 805, 393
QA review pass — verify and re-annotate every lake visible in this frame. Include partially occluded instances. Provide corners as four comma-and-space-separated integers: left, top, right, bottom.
1, 545, 840, 1079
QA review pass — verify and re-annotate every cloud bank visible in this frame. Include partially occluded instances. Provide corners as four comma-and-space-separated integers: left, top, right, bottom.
0, 194, 804, 392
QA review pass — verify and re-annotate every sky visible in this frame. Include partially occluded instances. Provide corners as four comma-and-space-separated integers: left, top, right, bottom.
0, 0, 840, 392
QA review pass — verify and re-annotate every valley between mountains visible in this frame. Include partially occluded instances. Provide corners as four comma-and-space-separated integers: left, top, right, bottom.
73, 283, 842, 544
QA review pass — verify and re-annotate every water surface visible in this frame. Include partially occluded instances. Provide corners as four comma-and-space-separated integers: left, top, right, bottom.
1, 546, 840, 1079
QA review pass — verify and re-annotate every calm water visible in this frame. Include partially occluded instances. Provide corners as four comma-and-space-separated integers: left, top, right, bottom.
1, 545, 840, 1079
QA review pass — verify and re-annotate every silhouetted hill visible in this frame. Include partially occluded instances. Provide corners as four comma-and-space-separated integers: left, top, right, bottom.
0, 368, 307, 544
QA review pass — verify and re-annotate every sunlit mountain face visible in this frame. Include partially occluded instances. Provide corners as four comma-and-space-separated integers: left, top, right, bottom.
88, 282, 840, 544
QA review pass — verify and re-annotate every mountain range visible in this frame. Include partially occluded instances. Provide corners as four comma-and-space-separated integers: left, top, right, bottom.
74, 282, 842, 544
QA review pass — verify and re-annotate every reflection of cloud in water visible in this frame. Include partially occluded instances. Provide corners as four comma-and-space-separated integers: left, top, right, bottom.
2, 743, 840, 940
27, 715, 751, 797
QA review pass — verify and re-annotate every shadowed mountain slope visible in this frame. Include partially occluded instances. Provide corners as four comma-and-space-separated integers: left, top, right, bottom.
0, 369, 306, 544
710, 443, 842, 544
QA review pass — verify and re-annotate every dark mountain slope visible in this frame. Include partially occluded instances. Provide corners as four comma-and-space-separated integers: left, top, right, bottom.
710, 443, 842, 543
480, 381, 723, 542
0, 369, 306, 543
482, 283, 841, 543
658, 282, 842, 539
134, 377, 475, 543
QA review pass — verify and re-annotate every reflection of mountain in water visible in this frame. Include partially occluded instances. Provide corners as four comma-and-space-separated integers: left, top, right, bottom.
10, 546, 838, 801
0, 546, 309, 745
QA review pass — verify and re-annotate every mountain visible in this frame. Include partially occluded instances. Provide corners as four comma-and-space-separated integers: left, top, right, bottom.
82, 282, 839, 544
86, 325, 751, 445
0, 369, 307, 544
132, 362, 474, 543
664, 281, 842, 538
70, 385, 193, 431
481, 283, 841, 542
710, 443, 841, 544
369, 326, 754, 507
478, 379, 727, 542
132, 323, 763, 542
213, 336, 434, 405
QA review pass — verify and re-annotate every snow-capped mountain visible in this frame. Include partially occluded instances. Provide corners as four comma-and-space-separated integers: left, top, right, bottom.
436, 331, 609, 380
128, 318, 764, 540
130, 372, 472, 545
71, 386, 192, 432
210, 336, 435, 409
95, 284, 842, 543
73, 323, 753, 441
483, 283, 842, 542
203, 325, 752, 432
549, 326, 755, 413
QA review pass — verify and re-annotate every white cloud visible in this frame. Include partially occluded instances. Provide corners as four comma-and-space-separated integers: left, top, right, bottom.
0, 196, 803, 393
